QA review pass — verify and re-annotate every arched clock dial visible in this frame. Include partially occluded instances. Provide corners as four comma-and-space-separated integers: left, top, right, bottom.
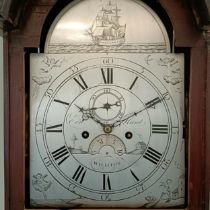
34, 56, 181, 203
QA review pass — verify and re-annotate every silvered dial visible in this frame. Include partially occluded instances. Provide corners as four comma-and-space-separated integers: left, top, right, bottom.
35, 57, 179, 201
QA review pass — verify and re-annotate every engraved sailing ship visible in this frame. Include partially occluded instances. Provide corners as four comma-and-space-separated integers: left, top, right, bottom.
88, 1, 126, 46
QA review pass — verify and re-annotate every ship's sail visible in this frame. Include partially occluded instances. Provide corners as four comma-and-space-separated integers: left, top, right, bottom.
88, 1, 126, 46
92, 27, 104, 36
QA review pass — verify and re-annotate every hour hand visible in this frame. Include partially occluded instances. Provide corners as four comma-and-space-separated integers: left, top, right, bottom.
75, 104, 104, 126
74, 104, 92, 121
74, 105, 115, 134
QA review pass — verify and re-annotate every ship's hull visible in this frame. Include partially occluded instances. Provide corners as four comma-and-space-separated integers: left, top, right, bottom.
93, 37, 125, 46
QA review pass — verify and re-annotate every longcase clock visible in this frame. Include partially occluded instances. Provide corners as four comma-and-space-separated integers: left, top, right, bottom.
29, 0, 185, 208
4, 0, 208, 210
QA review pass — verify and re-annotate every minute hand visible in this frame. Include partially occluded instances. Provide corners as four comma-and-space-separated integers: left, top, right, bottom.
112, 95, 166, 128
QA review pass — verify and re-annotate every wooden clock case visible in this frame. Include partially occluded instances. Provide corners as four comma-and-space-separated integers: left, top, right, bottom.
3, 0, 210, 210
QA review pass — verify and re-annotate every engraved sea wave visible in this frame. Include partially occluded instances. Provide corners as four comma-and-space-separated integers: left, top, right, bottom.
47, 43, 167, 54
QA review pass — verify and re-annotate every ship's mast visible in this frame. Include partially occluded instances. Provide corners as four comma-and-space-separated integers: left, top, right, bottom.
115, 5, 121, 17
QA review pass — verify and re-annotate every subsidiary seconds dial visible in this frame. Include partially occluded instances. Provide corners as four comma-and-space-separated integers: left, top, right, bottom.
35, 57, 179, 201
